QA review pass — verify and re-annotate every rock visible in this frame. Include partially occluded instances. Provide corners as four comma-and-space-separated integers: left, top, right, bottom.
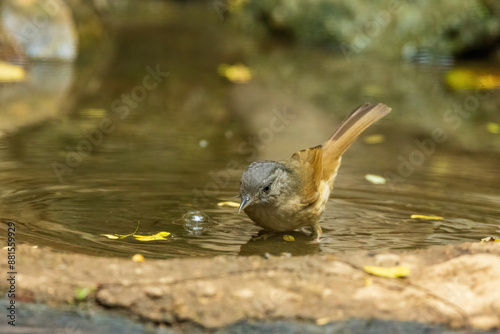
470, 315, 500, 330
3, 241, 500, 331
232, 0, 500, 59
1, 0, 78, 60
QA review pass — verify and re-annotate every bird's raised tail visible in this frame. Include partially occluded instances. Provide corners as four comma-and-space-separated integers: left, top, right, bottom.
321, 103, 392, 180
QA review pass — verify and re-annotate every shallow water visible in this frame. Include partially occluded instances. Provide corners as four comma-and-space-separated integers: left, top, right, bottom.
1, 3, 499, 259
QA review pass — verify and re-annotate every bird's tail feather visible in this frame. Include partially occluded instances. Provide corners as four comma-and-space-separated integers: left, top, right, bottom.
321, 103, 392, 179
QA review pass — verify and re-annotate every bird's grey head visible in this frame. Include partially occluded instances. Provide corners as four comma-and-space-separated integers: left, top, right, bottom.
238, 161, 290, 214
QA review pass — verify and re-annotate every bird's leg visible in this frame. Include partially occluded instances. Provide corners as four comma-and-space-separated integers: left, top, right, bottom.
251, 231, 276, 241
309, 220, 322, 243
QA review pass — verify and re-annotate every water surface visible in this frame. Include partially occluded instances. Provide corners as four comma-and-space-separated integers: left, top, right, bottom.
1, 3, 499, 258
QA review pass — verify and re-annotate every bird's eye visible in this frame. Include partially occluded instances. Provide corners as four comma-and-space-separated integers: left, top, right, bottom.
263, 184, 271, 193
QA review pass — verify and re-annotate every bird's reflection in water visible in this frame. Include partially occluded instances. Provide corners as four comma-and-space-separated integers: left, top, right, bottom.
239, 230, 321, 256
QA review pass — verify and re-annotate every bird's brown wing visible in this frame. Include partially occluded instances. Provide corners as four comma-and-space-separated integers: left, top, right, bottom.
291, 145, 323, 205
321, 103, 392, 181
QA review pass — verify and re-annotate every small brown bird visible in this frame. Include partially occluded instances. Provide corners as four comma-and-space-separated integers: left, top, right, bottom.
238, 103, 392, 241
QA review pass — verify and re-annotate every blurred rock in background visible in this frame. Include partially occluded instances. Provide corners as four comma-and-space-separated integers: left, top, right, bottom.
231, 0, 500, 62
1, 0, 78, 61
0, 0, 113, 136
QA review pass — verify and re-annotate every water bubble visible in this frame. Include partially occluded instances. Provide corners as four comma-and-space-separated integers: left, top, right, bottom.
182, 210, 211, 235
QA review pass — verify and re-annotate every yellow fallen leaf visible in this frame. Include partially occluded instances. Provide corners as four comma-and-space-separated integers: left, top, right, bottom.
217, 201, 240, 208
131, 254, 145, 262
477, 74, 500, 90
133, 231, 171, 241
0, 61, 26, 82
361, 84, 384, 97
446, 69, 500, 90
363, 265, 410, 278
363, 134, 385, 144
283, 235, 295, 242
480, 236, 500, 243
487, 122, 500, 134
365, 174, 386, 185
101, 221, 171, 242
446, 69, 477, 90
411, 214, 443, 220
217, 63, 252, 83
79, 108, 107, 118
100, 221, 142, 240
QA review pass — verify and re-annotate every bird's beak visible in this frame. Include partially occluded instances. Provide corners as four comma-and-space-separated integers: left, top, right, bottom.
238, 194, 252, 215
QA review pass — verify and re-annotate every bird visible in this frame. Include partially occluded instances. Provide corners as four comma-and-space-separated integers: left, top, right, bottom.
238, 103, 392, 242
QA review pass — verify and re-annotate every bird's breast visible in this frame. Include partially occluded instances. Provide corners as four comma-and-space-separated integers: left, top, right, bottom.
244, 192, 326, 232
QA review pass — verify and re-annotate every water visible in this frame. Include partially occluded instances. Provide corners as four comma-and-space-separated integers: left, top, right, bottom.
1, 3, 499, 259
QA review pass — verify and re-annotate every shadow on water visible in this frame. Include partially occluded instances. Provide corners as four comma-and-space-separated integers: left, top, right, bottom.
0, 3, 499, 259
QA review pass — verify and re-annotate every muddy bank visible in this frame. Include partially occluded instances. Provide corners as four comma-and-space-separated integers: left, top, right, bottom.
1, 242, 499, 332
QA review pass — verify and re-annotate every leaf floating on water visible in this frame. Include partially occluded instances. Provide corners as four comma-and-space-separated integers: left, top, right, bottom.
480, 236, 500, 243
363, 134, 385, 144
365, 174, 386, 185
217, 201, 240, 208
134, 231, 171, 241
445, 69, 500, 90
446, 69, 478, 90
361, 84, 384, 97
487, 122, 500, 134
363, 265, 410, 278
0, 61, 26, 82
101, 221, 169, 242
411, 214, 443, 220
283, 235, 295, 242
79, 108, 106, 118
217, 63, 252, 83
132, 254, 145, 262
